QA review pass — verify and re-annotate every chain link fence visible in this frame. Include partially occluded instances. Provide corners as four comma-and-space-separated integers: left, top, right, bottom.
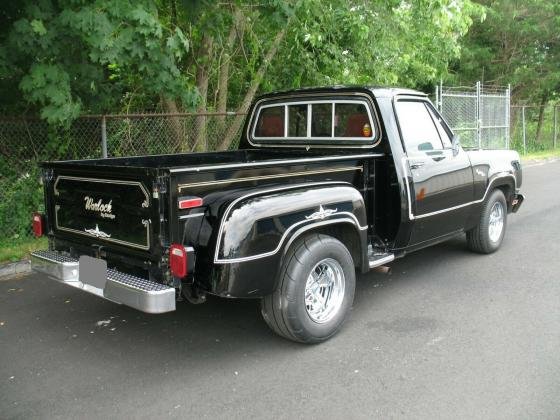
435, 82, 511, 149
0, 112, 245, 240
435, 85, 478, 147
510, 105, 558, 154
2, 97, 559, 242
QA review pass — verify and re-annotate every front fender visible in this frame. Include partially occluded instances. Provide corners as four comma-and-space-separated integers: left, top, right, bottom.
214, 183, 368, 265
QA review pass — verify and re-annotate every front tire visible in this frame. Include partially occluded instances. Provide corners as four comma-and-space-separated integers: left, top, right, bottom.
467, 189, 507, 254
261, 234, 356, 343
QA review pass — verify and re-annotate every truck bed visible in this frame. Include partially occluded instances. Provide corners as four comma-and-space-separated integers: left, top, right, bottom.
40, 148, 386, 279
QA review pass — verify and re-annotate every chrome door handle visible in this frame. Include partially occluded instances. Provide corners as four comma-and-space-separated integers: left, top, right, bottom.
409, 161, 425, 169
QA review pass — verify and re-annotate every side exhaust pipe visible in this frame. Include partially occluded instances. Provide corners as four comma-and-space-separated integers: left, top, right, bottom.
372, 265, 391, 275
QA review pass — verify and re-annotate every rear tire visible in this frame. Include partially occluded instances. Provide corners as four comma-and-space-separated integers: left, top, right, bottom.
467, 189, 507, 254
261, 234, 356, 344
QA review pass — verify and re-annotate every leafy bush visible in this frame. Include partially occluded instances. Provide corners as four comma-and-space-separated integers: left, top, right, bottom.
0, 157, 44, 239
0, 236, 47, 263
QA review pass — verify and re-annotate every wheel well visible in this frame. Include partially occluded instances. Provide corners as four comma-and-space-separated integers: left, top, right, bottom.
494, 181, 514, 211
282, 223, 364, 269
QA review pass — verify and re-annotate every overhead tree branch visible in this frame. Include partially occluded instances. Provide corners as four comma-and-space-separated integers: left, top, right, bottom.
193, 34, 214, 151
218, 26, 288, 150
216, 8, 244, 134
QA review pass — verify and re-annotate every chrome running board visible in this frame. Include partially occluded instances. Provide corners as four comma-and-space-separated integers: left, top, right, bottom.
368, 252, 395, 269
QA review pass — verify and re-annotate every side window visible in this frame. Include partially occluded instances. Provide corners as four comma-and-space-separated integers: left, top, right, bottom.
395, 101, 444, 155
254, 106, 285, 137
427, 105, 452, 148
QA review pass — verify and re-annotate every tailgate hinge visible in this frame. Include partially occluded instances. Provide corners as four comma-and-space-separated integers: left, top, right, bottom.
43, 168, 54, 185
152, 176, 168, 199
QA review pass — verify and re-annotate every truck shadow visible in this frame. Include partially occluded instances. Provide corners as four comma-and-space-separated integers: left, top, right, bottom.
353, 236, 471, 309
24, 236, 475, 371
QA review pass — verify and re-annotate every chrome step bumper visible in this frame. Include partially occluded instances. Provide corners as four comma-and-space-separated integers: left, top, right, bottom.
30, 250, 176, 314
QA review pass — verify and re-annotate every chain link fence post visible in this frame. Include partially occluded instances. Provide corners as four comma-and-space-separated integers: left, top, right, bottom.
101, 115, 108, 158
476, 81, 482, 149
554, 105, 558, 149
521, 106, 527, 155
506, 84, 511, 149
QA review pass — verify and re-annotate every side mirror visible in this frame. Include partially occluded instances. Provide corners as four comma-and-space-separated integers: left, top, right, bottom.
452, 135, 460, 156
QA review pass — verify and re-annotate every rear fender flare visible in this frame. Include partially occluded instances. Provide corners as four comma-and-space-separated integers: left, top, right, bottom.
280, 218, 369, 272
213, 183, 368, 266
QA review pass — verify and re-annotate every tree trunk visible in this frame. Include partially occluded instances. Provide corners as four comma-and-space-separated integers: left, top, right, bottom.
193, 35, 214, 152
218, 27, 287, 151
510, 106, 518, 146
169, 0, 177, 26
535, 92, 549, 145
216, 9, 244, 136
161, 97, 185, 152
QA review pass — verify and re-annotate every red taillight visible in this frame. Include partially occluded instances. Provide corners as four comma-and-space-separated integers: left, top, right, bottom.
178, 196, 203, 209
32, 212, 44, 237
169, 244, 187, 278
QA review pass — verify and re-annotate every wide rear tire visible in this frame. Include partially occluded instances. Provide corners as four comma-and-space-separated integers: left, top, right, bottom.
261, 234, 356, 344
467, 189, 507, 254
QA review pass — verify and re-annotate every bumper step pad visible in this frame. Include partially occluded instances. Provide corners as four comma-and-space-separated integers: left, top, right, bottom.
31, 250, 175, 314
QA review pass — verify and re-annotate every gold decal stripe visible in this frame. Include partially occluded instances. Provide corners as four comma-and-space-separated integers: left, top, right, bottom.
177, 166, 363, 191
54, 175, 150, 205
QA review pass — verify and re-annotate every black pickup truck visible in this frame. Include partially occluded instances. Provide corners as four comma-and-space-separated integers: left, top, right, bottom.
31, 86, 524, 343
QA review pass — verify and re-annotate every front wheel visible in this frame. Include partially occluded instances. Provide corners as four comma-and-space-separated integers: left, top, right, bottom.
467, 189, 507, 254
261, 234, 356, 343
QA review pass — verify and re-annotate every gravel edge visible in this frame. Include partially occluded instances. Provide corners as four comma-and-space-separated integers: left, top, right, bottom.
0, 260, 31, 280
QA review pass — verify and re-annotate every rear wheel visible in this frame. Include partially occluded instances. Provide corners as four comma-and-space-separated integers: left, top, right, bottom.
467, 189, 507, 254
261, 234, 356, 343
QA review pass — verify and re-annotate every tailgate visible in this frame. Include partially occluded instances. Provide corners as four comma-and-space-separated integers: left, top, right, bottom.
45, 164, 165, 252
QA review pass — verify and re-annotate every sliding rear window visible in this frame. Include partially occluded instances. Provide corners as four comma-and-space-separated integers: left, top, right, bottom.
251, 98, 377, 146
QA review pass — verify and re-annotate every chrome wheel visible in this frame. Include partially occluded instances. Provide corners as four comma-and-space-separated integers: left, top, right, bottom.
488, 201, 504, 242
304, 258, 346, 324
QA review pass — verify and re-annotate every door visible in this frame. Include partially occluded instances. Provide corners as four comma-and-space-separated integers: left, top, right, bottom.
395, 98, 474, 245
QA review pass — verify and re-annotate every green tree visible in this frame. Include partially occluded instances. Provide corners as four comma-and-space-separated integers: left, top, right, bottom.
0, 0, 483, 135
0, 0, 197, 124
167, 0, 484, 149
453, 1, 560, 94
0, 0, 484, 239
451, 0, 560, 120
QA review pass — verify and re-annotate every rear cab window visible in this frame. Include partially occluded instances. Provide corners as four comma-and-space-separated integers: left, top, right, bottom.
250, 96, 379, 147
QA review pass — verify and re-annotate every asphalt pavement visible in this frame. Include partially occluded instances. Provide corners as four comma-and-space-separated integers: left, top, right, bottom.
1, 160, 560, 419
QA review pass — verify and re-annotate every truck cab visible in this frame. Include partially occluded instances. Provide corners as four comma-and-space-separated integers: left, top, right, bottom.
31, 86, 524, 343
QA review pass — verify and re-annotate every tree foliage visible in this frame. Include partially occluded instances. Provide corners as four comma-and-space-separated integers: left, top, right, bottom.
450, 0, 560, 103
268, 0, 483, 90
0, 0, 484, 126
0, 0, 197, 124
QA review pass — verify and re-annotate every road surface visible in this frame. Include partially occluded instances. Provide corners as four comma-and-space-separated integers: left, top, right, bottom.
1, 160, 559, 419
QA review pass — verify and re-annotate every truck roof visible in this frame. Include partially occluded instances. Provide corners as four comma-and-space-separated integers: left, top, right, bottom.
256, 85, 427, 101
